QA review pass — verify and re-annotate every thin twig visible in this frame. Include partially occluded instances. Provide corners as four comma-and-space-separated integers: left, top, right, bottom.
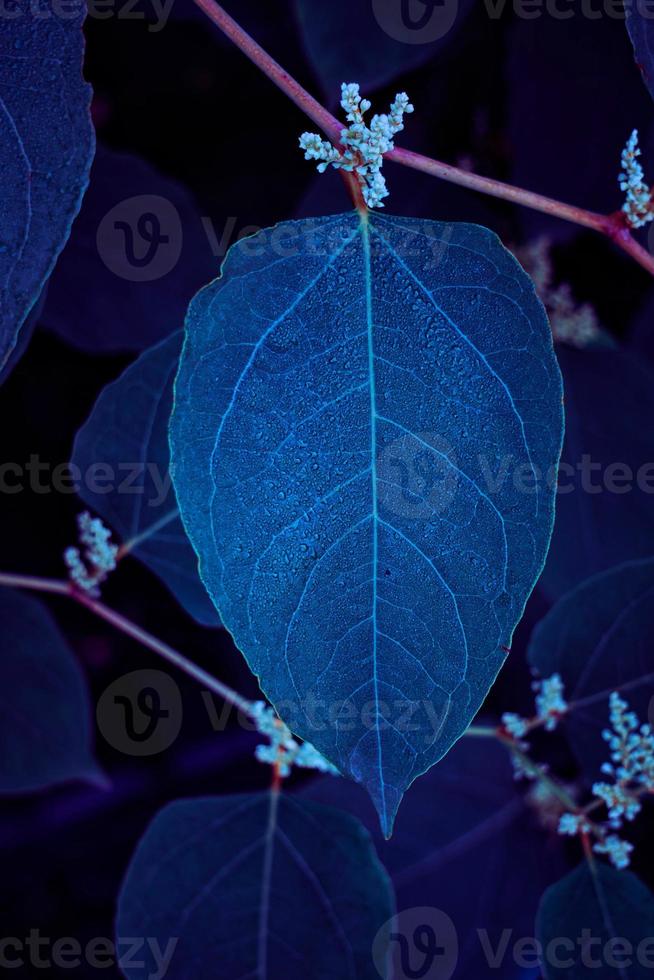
465, 724, 498, 737
0, 571, 71, 596
194, 0, 654, 276
0, 570, 256, 720
388, 146, 609, 233
193, 0, 341, 141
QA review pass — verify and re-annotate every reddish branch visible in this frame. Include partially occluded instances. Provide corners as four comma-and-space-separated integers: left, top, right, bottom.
193, 0, 654, 276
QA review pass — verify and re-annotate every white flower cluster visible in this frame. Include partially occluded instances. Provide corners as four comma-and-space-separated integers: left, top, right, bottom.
501, 673, 568, 748
558, 812, 590, 837
502, 712, 528, 739
64, 512, 118, 596
593, 835, 634, 871
299, 82, 414, 208
515, 238, 604, 350
619, 129, 654, 229
600, 692, 654, 787
591, 692, 654, 830
534, 673, 567, 731
251, 702, 339, 778
556, 694, 652, 870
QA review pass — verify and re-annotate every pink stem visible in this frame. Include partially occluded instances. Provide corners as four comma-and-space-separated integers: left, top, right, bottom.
0, 571, 255, 719
194, 0, 654, 277
193, 0, 341, 141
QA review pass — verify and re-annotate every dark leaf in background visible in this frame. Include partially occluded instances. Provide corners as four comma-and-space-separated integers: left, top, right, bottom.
537, 861, 654, 979
626, 3, 654, 104
506, 13, 652, 243
72, 331, 220, 626
294, 0, 475, 97
304, 737, 566, 980
41, 145, 218, 353
540, 347, 654, 598
628, 287, 654, 365
170, 212, 563, 836
529, 558, 654, 783
0, 0, 94, 373
0, 587, 102, 793
116, 793, 394, 979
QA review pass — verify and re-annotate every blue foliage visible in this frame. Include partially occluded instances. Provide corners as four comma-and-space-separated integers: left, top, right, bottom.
72, 332, 220, 626
42, 145, 218, 353
303, 736, 567, 979
626, 5, 654, 104
170, 212, 563, 834
0, 284, 46, 386
537, 862, 654, 978
507, 14, 653, 242
0, 587, 101, 793
0, 0, 94, 374
529, 558, 654, 783
116, 793, 394, 980
540, 347, 654, 598
628, 287, 654, 366
294, 0, 475, 97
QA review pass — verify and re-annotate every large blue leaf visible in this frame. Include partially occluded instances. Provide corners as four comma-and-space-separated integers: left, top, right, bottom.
529, 558, 654, 782
540, 347, 654, 599
0, 587, 101, 793
116, 793, 394, 979
303, 735, 566, 979
72, 332, 219, 626
0, 0, 94, 373
294, 0, 475, 97
170, 212, 564, 835
41, 145, 218, 353
0, 283, 46, 386
537, 862, 654, 979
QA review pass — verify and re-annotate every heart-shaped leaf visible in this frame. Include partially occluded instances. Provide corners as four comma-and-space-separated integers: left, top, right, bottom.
537, 861, 654, 979
529, 558, 654, 782
116, 793, 394, 979
0, 587, 101, 793
170, 212, 564, 834
72, 332, 219, 626
0, 0, 95, 374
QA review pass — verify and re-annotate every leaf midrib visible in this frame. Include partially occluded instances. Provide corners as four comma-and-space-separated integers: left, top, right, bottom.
361, 216, 388, 835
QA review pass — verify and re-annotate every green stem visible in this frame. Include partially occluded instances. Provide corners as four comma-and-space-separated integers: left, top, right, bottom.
194, 0, 654, 277
465, 724, 498, 737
